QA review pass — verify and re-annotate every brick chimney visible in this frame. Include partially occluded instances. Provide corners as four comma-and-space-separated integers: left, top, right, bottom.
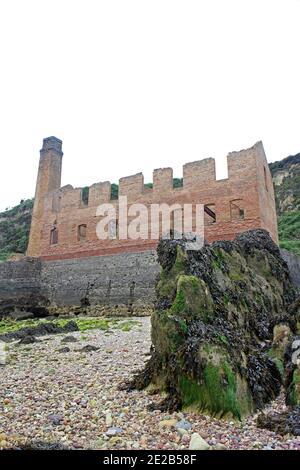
27, 137, 63, 257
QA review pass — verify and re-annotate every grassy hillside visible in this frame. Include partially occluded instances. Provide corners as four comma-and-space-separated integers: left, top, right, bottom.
269, 153, 300, 257
277, 211, 300, 256
0, 199, 33, 261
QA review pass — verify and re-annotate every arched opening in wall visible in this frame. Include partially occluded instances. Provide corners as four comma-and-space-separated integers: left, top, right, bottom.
204, 204, 216, 225
50, 226, 58, 245
264, 167, 269, 192
230, 200, 245, 220
78, 224, 87, 241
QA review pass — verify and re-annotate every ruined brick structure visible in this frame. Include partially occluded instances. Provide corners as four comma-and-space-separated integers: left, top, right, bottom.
0, 138, 282, 312
27, 137, 278, 261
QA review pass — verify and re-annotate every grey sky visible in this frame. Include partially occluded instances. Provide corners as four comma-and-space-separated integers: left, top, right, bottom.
0, 0, 299, 211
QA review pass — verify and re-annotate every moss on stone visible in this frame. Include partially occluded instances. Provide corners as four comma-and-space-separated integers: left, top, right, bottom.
271, 357, 285, 378
177, 344, 253, 419
223, 293, 230, 306
288, 368, 300, 406
131, 230, 296, 419
267, 345, 285, 378
247, 249, 278, 285
271, 324, 291, 359
170, 275, 214, 322
156, 246, 187, 301
217, 334, 229, 346
179, 359, 251, 420
112, 320, 141, 332
151, 311, 184, 357
0, 317, 141, 335
211, 248, 226, 270
214, 249, 247, 283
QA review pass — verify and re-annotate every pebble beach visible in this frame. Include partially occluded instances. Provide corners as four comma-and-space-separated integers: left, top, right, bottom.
0, 317, 299, 451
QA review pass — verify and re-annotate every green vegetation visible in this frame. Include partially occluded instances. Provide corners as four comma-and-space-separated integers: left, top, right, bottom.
0, 317, 141, 335
287, 368, 300, 406
156, 246, 187, 300
173, 178, 183, 188
277, 211, 300, 256
269, 154, 300, 256
0, 199, 33, 261
115, 319, 142, 331
179, 359, 249, 420
75, 317, 141, 332
110, 183, 119, 200
81, 187, 89, 205
171, 274, 214, 322
151, 310, 184, 355
216, 334, 229, 346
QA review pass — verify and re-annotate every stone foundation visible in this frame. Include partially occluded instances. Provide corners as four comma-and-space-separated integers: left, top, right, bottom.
0, 251, 159, 316
0, 247, 299, 318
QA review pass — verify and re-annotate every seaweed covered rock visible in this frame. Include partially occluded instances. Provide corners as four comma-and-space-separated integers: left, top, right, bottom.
257, 406, 300, 436
0, 320, 79, 343
285, 336, 300, 407
130, 229, 298, 420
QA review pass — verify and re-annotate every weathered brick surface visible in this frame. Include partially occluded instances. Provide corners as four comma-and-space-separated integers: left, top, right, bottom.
27, 137, 63, 258
27, 139, 278, 261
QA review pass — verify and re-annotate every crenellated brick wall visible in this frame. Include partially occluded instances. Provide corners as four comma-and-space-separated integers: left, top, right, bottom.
27, 138, 278, 261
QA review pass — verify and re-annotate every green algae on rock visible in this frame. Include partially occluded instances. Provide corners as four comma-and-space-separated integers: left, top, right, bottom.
128, 229, 299, 420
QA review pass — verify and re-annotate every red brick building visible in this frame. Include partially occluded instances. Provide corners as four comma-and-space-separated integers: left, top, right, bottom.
27, 137, 277, 260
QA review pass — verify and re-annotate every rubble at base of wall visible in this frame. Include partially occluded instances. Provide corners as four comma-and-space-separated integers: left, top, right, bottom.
46, 304, 154, 318
0, 303, 154, 321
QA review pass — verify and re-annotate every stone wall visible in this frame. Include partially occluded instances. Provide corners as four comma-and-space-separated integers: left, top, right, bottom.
0, 247, 299, 316
0, 251, 160, 314
280, 248, 300, 292
0, 258, 42, 312
41, 250, 159, 310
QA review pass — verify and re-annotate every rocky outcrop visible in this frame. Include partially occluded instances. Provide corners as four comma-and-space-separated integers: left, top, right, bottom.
270, 153, 300, 257
284, 299, 300, 408
280, 249, 300, 292
257, 406, 300, 436
128, 229, 299, 421
270, 153, 300, 214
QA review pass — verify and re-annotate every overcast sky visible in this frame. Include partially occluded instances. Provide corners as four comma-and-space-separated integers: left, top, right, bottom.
0, 0, 299, 212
